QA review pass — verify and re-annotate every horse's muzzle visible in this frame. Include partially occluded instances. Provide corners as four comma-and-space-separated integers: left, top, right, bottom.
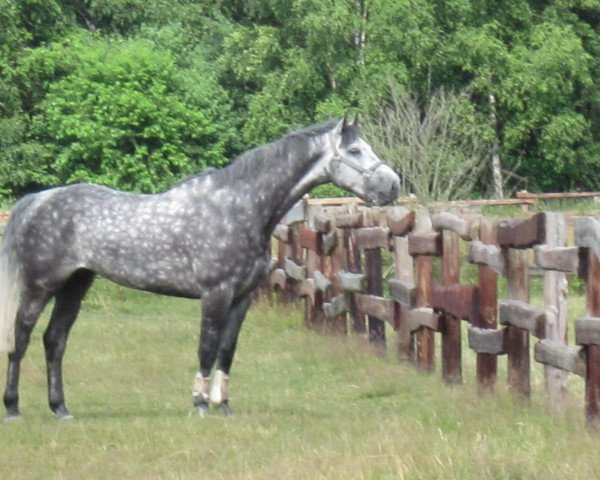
365, 164, 400, 206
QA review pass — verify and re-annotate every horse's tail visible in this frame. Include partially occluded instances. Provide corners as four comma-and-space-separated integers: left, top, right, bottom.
0, 223, 22, 354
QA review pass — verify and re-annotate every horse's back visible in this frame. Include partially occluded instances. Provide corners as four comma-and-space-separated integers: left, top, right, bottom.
4, 181, 269, 298
4, 185, 146, 288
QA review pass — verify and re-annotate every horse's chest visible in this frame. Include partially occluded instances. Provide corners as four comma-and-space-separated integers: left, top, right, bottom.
189, 237, 269, 291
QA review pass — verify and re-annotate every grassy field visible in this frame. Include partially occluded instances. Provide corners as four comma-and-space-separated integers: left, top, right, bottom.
1, 281, 599, 479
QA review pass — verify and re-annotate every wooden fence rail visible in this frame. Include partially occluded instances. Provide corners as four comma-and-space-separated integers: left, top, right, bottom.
265, 200, 600, 428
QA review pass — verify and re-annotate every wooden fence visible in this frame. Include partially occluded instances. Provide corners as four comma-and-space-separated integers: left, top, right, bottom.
266, 198, 600, 428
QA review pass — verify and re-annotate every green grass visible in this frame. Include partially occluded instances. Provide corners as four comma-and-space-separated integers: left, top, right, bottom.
1, 281, 599, 479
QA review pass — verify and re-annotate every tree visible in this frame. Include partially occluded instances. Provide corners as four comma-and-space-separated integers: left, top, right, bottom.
8, 33, 234, 194
363, 84, 490, 202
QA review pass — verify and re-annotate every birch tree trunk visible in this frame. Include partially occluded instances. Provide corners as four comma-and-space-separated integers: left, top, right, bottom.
489, 93, 504, 199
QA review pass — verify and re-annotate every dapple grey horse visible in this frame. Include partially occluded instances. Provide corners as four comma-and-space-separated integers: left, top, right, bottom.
0, 117, 399, 419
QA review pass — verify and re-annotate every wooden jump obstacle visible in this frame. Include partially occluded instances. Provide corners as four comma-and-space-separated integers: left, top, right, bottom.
266, 199, 600, 428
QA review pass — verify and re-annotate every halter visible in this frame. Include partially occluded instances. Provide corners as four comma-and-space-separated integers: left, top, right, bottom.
329, 134, 383, 178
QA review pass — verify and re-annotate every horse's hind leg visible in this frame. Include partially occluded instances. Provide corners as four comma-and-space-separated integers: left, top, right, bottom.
43, 269, 95, 419
3, 288, 51, 420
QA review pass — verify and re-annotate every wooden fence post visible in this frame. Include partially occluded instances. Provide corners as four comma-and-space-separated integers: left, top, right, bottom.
387, 207, 416, 361
583, 251, 600, 426
344, 226, 365, 334
336, 208, 366, 335
574, 217, 600, 427
474, 219, 499, 392
332, 227, 348, 334
541, 212, 569, 414
506, 251, 531, 399
440, 229, 462, 384
498, 213, 546, 400
355, 210, 389, 350
415, 255, 435, 372
365, 248, 385, 348
308, 210, 331, 331
408, 208, 439, 373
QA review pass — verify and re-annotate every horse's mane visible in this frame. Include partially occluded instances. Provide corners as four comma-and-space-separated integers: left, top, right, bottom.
178, 120, 338, 187
223, 119, 340, 182
173, 118, 360, 192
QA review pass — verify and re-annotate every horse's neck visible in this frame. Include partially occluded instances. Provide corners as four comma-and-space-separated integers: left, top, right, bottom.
262, 138, 325, 236
170, 135, 327, 238
235, 136, 326, 236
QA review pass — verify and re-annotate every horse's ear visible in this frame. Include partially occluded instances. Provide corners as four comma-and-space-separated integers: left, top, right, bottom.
334, 115, 349, 135
342, 114, 349, 132
351, 114, 359, 129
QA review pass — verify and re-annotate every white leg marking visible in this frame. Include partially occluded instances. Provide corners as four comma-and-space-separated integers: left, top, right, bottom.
209, 370, 229, 406
192, 372, 210, 404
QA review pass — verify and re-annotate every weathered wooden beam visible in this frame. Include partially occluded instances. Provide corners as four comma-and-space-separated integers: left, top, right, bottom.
386, 207, 415, 237
339, 270, 365, 292
355, 293, 396, 328
497, 213, 545, 248
468, 241, 506, 276
282, 201, 305, 225
541, 212, 570, 415
440, 229, 463, 384
574, 216, 600, 261
499, 300, 546, 339
408, 307, 441, 332
468, 327, 506, 355
273, 224, 290, 242
534, 340, 586, 377
534, 245, 579, 273
284, 258, 306, 281
432, 283, 478, 321
298, 226, 320, 253
392, 235, 415, 361
323, 293, 348, 317
414, 253, 435, 372
297, 278, 316, 305
505, 248, 531, 400
473, 218, 499, 391
312, 270, 331, 294
269, 268, 287, 290
356, 227, 390, 250
582, 248, 600, 426
576, 318, 600, 346
313, 211, 331, 233
365, 245, 386, 348
431, 212, 479, 241
388, 279, 416, 308
322, 230, 338, 256
334, 210, 364, 229
408, 232, 443, 256
269, 256, 278, 272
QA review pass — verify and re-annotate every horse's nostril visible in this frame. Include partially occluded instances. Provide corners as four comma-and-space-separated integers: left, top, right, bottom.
390, 178, 399, 197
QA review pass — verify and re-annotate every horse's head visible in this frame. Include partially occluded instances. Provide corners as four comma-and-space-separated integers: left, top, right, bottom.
326, 116, 400, 206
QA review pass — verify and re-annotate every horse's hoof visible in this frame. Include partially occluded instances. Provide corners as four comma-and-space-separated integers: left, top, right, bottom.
196, 403, 210, 417
56, 412, 74, 421
3, 413, 22, 423
219, 402, 232, 417
53, 406, 74, 421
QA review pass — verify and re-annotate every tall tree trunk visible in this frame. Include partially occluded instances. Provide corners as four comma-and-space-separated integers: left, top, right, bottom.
354, 0, 368, 66
489, 93, 504, 199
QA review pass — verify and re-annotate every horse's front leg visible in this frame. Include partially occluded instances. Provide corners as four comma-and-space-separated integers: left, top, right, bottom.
192, 287, 233, 416
210, 294, 253, 416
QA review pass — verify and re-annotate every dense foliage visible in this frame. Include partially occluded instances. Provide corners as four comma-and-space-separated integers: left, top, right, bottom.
0, 0, 599, 198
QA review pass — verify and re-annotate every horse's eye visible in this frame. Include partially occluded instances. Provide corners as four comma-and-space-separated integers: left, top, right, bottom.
348, 148, 361, 155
